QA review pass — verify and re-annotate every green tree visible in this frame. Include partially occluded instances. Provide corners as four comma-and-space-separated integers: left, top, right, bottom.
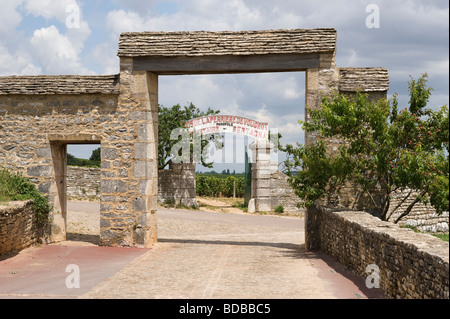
158, 102, 221, 170
89, 147, 101, 162
67, 153, 80, 166
67, 150, 100, 168
281, 74, 449, 222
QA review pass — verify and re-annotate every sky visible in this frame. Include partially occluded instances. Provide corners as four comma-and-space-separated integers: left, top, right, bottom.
1, 0, 448, 172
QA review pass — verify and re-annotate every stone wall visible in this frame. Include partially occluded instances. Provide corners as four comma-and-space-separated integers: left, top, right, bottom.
388, 189, 449, 233
0, 73, 159, 247
0, 200, 49, 255
158, 162, 197, 207
305, 205, 449, 299
269, 170, 304, 215
67, 166, 100, 199
66, 164, 197, 207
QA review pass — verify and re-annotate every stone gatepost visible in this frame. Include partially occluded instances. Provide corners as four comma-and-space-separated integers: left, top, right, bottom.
304, 51, 339, 248
99, 57, 158, 247
249, 140, 277, 212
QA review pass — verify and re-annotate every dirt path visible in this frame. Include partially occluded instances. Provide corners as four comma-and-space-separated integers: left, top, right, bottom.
196, 196, 246, 215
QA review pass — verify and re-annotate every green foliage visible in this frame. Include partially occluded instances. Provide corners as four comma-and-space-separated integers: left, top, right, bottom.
89, 147, 101, 164
281, 74, 449, 222
432, 233, 449, 242
274, 205, 284, 214
67, 150, 100, 168
402, 225, 449, 242
196, 175, 245, 198
0, 168, 52, 224
158, 102, 221, 170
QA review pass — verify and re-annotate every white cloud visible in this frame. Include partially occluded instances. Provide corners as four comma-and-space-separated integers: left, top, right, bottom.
0, 42, 42, 75
24, 0, 78, 22
0, 0, 24, 34
30, 25, 92, 74
89, 42, 120, 74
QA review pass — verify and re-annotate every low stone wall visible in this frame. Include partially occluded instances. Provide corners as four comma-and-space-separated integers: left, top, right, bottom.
388, 189, 449, 233
158, 162, 197, 207
0, 200, 49, 255
66, 164, 198, 207
306, 205, 449, 299
67, 166, 100, 199
269, 170, 304, 215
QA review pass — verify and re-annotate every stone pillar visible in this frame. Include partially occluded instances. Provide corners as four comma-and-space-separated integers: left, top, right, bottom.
304, 52, 339, 249
49, 142, 67, 243
100, 57, 158, 247
304, 52, 339, 145
249, 140, 276, 212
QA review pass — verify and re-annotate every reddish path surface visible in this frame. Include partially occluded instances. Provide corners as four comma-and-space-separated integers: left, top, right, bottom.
0, 245, 148, 298
0, 202, 384, 299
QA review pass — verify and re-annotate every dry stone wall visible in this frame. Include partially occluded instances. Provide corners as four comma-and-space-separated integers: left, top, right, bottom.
388, 189, 449, 233
306, 205, 449, 299
269, 170, 304, 215
0, 200, 49, 255
67, 166, 101, 199
66, 163, 197, 207
158, 162, 197, 207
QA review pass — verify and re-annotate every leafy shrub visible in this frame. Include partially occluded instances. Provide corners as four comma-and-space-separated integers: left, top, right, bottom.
0, 168, 52, 224
274, 204, 284, 214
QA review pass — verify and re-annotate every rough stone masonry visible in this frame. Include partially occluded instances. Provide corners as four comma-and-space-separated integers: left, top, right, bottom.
0, 28, 389, 247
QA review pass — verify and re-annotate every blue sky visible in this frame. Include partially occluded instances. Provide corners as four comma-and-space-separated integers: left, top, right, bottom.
1, 0, 448, 172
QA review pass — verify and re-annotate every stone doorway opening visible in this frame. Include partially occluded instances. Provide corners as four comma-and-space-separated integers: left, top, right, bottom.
66, 144, 101, 245
48, 137, 101, 245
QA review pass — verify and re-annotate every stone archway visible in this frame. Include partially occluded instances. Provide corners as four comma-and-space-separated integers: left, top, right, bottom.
116, 29, 341, 248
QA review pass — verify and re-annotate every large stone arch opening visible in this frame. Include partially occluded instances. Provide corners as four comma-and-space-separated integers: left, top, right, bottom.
0, 28, 389, 248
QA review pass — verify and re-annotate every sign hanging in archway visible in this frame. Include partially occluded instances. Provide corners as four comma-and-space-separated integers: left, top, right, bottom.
185, 115, 269, 140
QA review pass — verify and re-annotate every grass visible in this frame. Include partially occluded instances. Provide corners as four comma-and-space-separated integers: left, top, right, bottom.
431, 233, 449, 242
402, 225, 449, 242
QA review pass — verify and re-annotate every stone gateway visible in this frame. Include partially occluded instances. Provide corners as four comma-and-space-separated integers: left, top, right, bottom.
0, 28, 389, 247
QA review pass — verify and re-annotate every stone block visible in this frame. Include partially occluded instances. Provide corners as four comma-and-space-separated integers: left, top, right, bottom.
132, 197, 146, 212
256, 198, 272, 212
133, 160, 156, 178
101, 148, 118, 160
134, 142, 156, 159
256, 188, 271, 198
100, 180, 127, 194
36, 147, 51, 158
27, 165, 51, 177
247, 199, 256, 213
256, 179, 270, 188
137, 123, 156, 142
101, 195, 116, 202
